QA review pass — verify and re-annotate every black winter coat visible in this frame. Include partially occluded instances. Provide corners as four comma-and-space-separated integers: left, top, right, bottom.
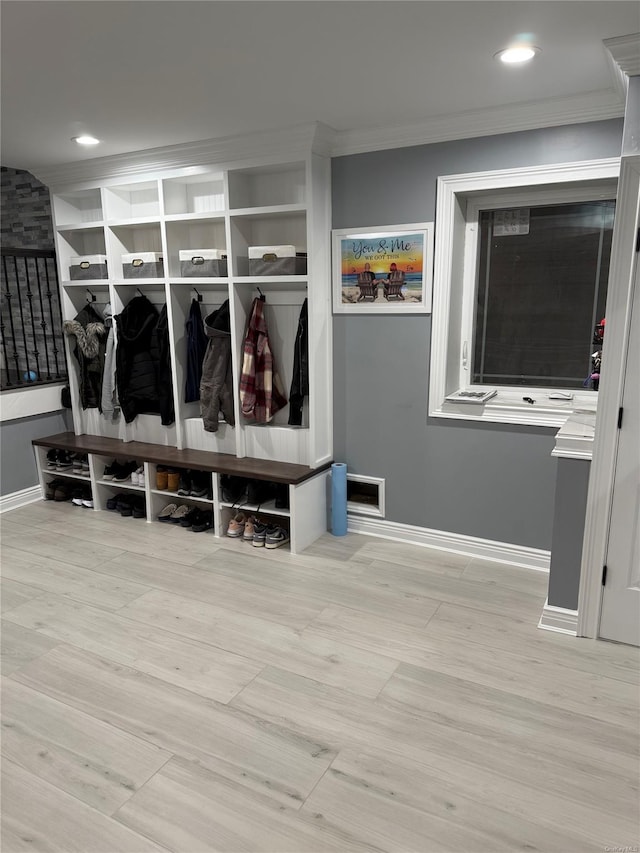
115, 296, 175, 425
63, 303, 107, 410
288, 298, 308, 426
185, 298, 208, 403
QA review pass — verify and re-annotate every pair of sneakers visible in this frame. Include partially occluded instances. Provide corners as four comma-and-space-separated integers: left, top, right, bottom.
226, 513, 290, 549
71, 486, 93, 508
103, 460, 138, 482
46, 449, 77, 471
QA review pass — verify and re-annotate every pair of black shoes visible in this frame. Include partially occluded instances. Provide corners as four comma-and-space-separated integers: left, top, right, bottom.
179, 507, 213, 532
103, 460, 138, 482
45, 479, 72, 501
106, 493, 146, 518
177, 470, 211, 499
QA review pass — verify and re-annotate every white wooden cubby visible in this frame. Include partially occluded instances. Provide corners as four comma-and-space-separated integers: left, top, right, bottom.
47, 127, 332, 470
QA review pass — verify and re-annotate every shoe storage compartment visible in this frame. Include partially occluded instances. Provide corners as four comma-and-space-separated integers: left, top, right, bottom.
33, 432, 330, 553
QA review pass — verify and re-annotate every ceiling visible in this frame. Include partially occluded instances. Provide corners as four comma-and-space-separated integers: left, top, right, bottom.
1, 1, 638, 172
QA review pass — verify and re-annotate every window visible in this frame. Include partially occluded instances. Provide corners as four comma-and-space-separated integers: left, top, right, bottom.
429, 158, 619, 427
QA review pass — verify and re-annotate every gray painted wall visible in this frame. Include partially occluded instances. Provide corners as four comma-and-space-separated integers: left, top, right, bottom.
0, 410, 71, 495
548, 459, 591, 610
332, 119, 623, 550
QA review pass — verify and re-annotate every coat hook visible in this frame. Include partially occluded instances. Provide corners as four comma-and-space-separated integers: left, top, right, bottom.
136, 287, 143, 297
86, 289, 96, 303
193, 288, 202, 303
257, 286, 265, 300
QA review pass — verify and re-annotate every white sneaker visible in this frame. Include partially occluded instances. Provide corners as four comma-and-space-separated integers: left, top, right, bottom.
137, 468, 145, 487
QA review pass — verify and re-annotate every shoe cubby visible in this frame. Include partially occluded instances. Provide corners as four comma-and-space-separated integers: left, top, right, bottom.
165, 219, 227, 279
163, 173, 225, 216
96, 483, 147, 518
220, 505, 291, 551
33, 434, 330, 553
92, 454, 146, 490
149, 464, 213, 504
152, 491, 215, 534
104, 181, 161, 222
227, 163, 306, 211
52, 189, 103, 227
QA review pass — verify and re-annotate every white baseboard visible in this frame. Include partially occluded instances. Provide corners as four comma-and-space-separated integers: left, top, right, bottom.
537, 599, 579, 635
347, 515, 550, 572
0, 485, 42, 514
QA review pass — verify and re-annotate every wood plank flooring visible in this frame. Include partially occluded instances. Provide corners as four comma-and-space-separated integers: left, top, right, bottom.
2, 500, 638, 853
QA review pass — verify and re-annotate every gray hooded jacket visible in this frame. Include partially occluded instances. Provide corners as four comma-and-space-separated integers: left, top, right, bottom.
101, 303, 120, 420
200, 300, 235, 432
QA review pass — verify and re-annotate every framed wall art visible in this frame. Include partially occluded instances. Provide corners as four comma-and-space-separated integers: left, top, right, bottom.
332, 222, 433, 314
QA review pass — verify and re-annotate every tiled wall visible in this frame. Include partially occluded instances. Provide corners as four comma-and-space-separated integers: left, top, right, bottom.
1, 166, 54, 249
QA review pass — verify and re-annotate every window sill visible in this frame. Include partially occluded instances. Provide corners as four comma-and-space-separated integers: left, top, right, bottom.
430, 393, 597, 429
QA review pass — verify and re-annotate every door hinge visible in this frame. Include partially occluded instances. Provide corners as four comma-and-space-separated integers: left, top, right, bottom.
618, 407, 624, 429
602, 564, 608, 586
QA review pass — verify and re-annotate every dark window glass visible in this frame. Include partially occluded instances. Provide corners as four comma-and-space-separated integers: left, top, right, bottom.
472, 200, 615, 389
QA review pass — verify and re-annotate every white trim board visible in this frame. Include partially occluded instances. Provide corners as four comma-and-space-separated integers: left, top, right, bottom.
0, 384, 66, 423
347, 515, 550, 572
0, 485, 43, 514
538, 600, 579, 636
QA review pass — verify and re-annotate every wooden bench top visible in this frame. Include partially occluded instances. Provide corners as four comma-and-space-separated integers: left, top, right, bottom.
32, 432, 331, 485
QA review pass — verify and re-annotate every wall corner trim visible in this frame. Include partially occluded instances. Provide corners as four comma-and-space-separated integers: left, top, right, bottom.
0, 485, 42, 514
538, 599, 579, 635
347, 515, 550, 572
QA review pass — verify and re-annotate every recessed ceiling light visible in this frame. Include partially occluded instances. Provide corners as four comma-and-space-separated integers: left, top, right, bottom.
72, 135, 100, 146
495, 45, 540, 64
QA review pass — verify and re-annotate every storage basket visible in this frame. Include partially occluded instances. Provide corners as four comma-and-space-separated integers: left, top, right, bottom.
121, 252, 164, 279
248, 245, 307, 276
179, 249, 227, 277
69, 255, 108, 280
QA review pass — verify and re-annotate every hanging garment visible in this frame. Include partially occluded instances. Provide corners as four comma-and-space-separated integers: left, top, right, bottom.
240, 296, 287, 424
185, 298, 208, 403
63, 303, 107, 410
115, 295, 174, 425
155, 303, 175, 425
200, 299, 235, 432
100, 303, 120, 420
288, 297, 308, 426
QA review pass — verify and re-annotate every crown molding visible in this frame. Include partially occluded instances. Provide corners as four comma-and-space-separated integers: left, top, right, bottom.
604, 32, 640, 78
331, 88, 624, 157
33, 122, 337, 190
31, 85, 627, 188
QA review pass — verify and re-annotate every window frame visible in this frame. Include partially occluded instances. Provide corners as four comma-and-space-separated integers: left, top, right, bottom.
429, 158, 620, 428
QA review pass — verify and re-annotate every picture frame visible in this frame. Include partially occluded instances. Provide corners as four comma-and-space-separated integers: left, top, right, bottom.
332, 222, 433, 314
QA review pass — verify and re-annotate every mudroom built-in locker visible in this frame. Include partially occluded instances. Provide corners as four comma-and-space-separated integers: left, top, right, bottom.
36, 128, 334, 553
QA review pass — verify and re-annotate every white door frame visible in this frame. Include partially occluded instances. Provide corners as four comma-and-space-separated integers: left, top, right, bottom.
577, 153, 640, 638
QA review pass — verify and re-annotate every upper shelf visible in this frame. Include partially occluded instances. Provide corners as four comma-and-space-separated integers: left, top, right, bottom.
227, 162, 306, 210
104, 181, 161, 220
52, 189, 103, 226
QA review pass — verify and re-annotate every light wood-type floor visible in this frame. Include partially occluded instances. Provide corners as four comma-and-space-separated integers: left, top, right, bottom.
1, 500, 638, 853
